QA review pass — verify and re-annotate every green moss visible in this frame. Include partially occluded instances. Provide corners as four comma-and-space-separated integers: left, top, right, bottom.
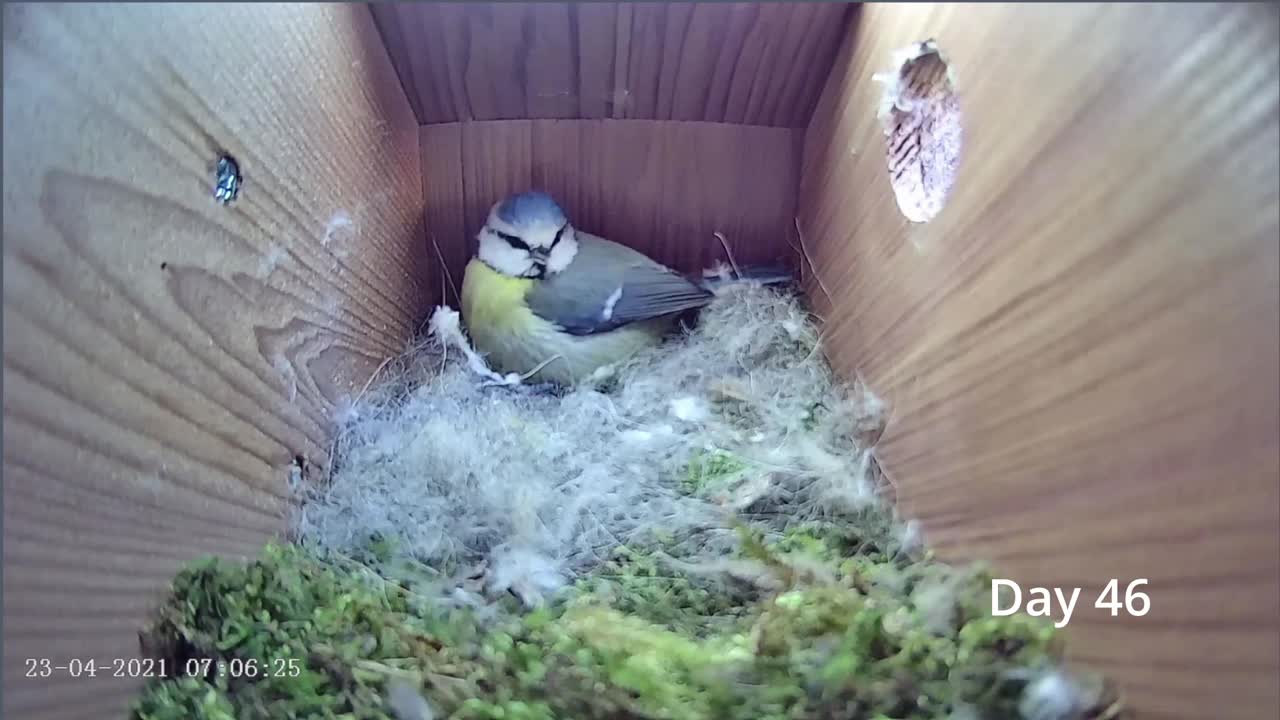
133, 524, 1121, 720
683, 448, 746, 495
134, 676, 235, 720
135, 542, 486, 720
776, 515, 904, 564
571, 545, 756, 636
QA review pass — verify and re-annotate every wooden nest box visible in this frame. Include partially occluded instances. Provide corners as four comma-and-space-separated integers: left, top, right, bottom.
3, 3, 1277, 719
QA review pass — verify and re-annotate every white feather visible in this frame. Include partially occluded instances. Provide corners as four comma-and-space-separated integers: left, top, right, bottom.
601, 286, 623, 321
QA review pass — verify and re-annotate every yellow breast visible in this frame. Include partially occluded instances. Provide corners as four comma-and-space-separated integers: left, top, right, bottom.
459, 257, 668, 384
460, 258, 536, 332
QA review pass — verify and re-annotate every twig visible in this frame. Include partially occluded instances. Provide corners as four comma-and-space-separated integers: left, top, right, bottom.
713, 231, 742, 278
320, 352, 399, 482
430, 234, 462, 308
354, 355, 397, 408
484, 354, 564, 387
792, 217, 833, 306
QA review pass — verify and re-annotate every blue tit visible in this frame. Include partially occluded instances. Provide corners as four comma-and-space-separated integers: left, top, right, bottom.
460, 191, 790, 385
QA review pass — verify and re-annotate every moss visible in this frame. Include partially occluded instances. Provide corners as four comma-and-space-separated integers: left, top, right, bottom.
572, 545, 756, 637
133, 524, 1123, 720
682, 448, 746, 495
134, 676, 236, 720
136, 542, 487, 720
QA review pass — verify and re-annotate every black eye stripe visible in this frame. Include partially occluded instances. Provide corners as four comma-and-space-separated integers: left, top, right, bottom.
495, 230, 529, 251
550, 225, 566, 248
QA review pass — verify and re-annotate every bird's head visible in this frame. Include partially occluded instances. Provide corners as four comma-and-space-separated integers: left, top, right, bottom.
477, 191, 580, 279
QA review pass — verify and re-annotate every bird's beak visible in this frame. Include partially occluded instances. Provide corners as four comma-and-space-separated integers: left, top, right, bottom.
529, 249, 549, 278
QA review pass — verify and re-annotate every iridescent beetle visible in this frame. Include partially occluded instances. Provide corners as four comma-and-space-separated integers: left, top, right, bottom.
214, 154, 241, 205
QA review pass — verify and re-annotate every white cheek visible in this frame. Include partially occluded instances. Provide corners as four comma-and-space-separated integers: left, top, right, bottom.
478, 235, 532, 276
545, 238, 578, 274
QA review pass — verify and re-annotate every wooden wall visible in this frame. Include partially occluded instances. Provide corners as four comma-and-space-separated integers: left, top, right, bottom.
2, 5, 425, 718
372, 2, 850, 127
421, 119, 802, 294
394, 2, 841, 298
799, 4, 1279, 719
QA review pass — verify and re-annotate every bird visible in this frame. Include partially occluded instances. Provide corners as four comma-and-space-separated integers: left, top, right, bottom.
459, 190, 791, 386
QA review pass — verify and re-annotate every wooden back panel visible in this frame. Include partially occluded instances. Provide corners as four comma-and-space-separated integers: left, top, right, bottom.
372, 2, 851, 127
420, 119, 803, 290
799, 4, 1279, 718
2, 5, 425, 718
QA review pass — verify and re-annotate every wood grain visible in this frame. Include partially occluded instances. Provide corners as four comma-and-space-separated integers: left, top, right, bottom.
420, 122, 469, 309
421, 119, 802, 285
798, 4, 1279, 718
2, 5, 426, 718
370, 2, 852, 127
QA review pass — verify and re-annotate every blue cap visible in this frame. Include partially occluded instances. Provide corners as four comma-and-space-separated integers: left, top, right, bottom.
495, 191, 566, 227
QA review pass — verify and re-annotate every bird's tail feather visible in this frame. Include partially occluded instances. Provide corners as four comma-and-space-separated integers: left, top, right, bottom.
697, 262, 793, 291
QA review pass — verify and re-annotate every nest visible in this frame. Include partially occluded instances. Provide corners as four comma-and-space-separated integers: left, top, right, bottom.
132, 284, 1127, 720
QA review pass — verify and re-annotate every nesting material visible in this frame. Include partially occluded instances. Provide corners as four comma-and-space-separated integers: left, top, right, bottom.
294, 283, 888, 604
132, 283, 1128, 720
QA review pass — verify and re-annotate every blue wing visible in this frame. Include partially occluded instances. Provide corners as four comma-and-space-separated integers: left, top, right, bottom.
525, 233, 713, 336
